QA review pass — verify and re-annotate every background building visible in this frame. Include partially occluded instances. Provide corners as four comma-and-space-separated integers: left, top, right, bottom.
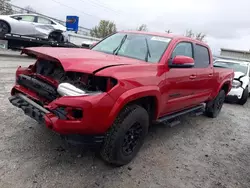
218, 48, 250, 61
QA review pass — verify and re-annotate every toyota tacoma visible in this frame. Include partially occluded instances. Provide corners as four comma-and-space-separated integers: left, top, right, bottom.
9, 31, 234, 166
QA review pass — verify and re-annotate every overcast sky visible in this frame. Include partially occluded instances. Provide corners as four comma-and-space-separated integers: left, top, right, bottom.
11, 0, 250, 54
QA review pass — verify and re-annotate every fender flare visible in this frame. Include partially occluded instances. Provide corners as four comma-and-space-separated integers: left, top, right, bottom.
215, 80, 232, 97
106, 86, 161, 126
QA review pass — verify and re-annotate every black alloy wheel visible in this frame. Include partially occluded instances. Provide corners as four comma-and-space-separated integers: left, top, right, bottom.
122, 122, 143, 156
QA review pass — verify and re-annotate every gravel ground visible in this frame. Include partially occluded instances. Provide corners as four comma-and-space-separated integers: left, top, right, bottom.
0, 54, 250, 188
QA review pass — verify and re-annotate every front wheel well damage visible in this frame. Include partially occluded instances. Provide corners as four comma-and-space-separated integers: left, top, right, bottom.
123, 96, 158, 123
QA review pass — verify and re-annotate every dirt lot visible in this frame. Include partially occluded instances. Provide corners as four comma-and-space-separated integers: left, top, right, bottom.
0, 53, 250, 188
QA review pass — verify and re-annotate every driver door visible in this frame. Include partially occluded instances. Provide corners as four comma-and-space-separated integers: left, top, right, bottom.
11, 15, 36, 36
161, 41, 198, 115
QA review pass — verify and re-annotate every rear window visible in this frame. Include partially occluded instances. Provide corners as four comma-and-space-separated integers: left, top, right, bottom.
37, 17, 52, 24
194, 44, 210, 68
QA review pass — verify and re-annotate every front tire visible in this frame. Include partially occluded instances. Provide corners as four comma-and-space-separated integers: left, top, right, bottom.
239, 87, 248, 105
205, 90, 225, 118
100, 105, 149, 166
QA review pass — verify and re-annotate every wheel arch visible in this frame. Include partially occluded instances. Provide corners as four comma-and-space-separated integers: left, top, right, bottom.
0, 20, 11, 33
49, 29, 63, 34
48, 29, 64, 42
106, 86, 161, 127
221, 81, 231, 94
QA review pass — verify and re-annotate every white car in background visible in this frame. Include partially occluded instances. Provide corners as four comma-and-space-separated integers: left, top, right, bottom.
214, 59, 250, 105
0, 14, 68, 42
81, 40, 98, 48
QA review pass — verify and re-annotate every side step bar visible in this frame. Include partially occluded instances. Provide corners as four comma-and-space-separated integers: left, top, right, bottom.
156, 104, 205, 124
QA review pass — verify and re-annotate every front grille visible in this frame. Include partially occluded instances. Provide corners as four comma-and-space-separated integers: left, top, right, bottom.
36, 59, 65, 81
17, 74, 58, 101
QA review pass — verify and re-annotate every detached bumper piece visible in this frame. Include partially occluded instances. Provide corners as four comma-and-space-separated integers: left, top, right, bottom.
9, 94, 105, 146
8, 94, 49, 123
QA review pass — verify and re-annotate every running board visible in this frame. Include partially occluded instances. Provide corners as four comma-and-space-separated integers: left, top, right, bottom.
156, 104, 205, 124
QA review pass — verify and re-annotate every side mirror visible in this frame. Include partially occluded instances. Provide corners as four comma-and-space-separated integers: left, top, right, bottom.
169, 55, 194, 68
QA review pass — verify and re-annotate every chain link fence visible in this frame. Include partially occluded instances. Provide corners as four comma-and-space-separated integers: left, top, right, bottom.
0, 2, 91, 35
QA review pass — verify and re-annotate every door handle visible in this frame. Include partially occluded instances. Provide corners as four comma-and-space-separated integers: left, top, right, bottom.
208, 73, 213, 77
189, 75, 196, 79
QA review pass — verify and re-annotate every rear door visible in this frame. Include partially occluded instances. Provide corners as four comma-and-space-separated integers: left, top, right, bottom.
162, 41, 198, 115
32, 16, 55, 38
193, 44, 214, 103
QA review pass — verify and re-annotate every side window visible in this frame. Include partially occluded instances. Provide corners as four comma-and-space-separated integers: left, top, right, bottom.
172, 42, 193, 58
19, 15, 35, 22
37, 17, 52, 24
194, 44, 210, 68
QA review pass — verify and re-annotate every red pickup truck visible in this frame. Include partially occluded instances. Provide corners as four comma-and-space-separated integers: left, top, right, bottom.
9, 31, 234, 166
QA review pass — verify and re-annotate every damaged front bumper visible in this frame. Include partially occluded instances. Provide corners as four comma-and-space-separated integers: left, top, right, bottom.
8, 92, 113, 145
226, 87, 244, 101
9, 93, 49, 123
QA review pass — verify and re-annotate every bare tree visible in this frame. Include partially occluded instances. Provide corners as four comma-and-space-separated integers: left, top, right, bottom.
165, 29, 172, 34
23, 5, 37, 13
185, 29, 206, 42
185, 29, 194, 38
0, 0, 13, 15
195, 32, 206, 41
137, 24, 148, 31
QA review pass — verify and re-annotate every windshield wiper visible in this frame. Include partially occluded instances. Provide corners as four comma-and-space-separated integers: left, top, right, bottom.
144, 38, 151, 62
113, 34, 127, 55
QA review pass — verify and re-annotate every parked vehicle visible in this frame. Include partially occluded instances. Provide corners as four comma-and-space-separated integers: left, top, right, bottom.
9, 31, 234, 166
214, 59, 250, 105
81, 40, 97, 48
0, 14, 68, 42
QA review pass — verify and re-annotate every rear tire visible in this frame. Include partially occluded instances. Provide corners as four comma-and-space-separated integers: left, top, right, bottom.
205, 90, 225, 118
100, 105, 149, 166
238, 87, 248, 105
0, 20, 10, 37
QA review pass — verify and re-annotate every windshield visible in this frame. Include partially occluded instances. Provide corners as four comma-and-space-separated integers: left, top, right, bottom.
214, 61, 248, 75
91, 33, 171, 63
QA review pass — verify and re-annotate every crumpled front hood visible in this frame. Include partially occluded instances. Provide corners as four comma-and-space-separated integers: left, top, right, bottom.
234, 71, 245, 79
22, 47, 144, 74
